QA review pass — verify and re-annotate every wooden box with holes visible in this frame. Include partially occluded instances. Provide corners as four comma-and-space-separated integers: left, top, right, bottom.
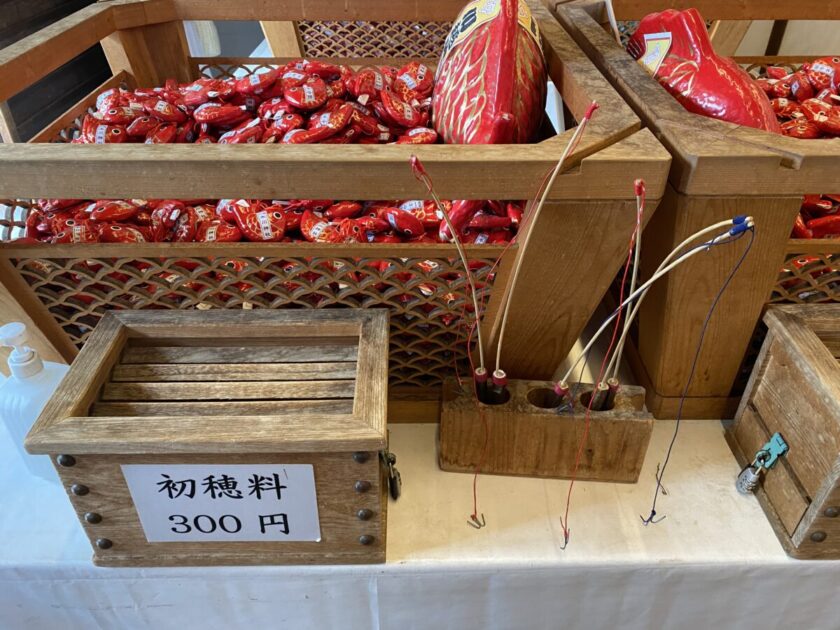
727, 305, 840, 559
24, 309, 397, 566
439, 379, 653, 482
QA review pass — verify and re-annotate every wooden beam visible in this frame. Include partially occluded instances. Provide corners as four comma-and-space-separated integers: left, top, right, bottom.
172, 0, 463, 21
709, 20, 752, 56
0, 259, 77, 366
259, 21, 303, 56
0, 102, 20, 143
604, 0, 840, 21
102, 20, 191, 87
0, 4, 115, 103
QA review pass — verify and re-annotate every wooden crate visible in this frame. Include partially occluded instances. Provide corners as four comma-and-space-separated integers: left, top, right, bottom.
554, 0, 840, 419
439, 379, 653, 482
25, 309, 391, 566
0, 1, 671, 424
727, 306, 840, 559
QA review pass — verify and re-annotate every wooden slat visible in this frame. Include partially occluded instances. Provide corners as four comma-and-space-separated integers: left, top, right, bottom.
110, 361, 357, 381
191, 56, 439, 72
352, 310, 388, 430
101, 379, 356, 401
0, 102, 20, 143
172, 0, 465, 21
92, 398, 354, 416
604, 0, 840, 21
0, 141, 654, 201
27, 414, 385, 453
259, 22, 302, 56
784, 239, 840, 255
29, 71, 133, 143
121, 345, 358, 364
709, 20, 751, 56
0, 240, 508, 258
0, 3, 116, 102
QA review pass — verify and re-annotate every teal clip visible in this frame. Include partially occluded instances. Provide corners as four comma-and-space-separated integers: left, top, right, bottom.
758, 432, 789, 470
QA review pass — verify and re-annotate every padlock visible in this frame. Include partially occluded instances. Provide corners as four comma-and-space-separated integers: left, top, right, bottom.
736, 464, 763, 494
736, 450, 768, 495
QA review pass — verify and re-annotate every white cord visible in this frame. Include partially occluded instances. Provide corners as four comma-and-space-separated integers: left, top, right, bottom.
560, 226, 746, 385
410, 158, 487, 370
604, 0, 622, 45
603, 219, 735, 379
494, 105, 598, 374
609, 190, 644, 380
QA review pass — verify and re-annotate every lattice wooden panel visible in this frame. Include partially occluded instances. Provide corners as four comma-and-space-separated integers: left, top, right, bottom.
0, 199, 28, 240
10, 253, 500, 387
770, 252, 840, 303
297, 21, 450, 58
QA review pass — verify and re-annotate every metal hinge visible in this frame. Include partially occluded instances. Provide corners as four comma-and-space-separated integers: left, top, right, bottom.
380, 449, 401, 501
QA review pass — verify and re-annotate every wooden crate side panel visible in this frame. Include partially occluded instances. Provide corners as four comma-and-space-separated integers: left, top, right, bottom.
637, 189, 800, 402
791, 476, 840, 557
732, 404, 809, 536
55, 452, 385, 566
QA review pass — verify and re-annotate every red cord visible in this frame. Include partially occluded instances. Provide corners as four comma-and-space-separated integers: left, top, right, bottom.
559, 190, 644, 543
465, 239, 516, 522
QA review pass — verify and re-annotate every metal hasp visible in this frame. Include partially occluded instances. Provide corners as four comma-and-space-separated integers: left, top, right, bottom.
381, 450, 401, 501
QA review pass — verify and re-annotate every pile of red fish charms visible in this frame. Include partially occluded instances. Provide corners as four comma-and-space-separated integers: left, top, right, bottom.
759, 57, 840, 140
80, 60, 439, 145
22, 198, 525, 244
756, 58, 840, 240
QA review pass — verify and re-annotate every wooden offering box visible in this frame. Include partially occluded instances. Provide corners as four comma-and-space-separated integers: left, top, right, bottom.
439, 379, 653, 482
728, 306, 840, 559
25, 309, 391, 566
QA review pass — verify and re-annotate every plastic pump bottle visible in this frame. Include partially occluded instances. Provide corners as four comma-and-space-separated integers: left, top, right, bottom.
0, 322, 69, 483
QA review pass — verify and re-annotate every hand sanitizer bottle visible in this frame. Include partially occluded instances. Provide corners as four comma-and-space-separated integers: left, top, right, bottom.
0, 322, 69, 483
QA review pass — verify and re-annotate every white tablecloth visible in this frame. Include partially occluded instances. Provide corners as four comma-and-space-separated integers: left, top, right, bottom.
2, 420, 838, 630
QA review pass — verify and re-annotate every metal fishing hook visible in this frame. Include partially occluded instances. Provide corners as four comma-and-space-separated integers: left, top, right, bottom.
467, 513, 486, 529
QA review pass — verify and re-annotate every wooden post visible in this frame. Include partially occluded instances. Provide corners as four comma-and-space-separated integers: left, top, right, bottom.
101, 21, 192, 87
709, 20, 752, 55
260, 21, 303, 56
0, 102, 20, 143
0, 260, 73, 374
482, 196, 656, 380
634, 187, 801, 419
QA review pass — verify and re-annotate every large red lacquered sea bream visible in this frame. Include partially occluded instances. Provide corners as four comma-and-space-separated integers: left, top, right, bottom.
627, 8, 780, 132
432, 0, 547, 144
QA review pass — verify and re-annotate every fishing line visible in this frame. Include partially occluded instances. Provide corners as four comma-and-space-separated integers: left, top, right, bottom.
641, 227, 755, 525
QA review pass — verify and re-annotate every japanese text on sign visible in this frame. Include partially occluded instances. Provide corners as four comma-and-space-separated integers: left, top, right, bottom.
121, 464, 321, 542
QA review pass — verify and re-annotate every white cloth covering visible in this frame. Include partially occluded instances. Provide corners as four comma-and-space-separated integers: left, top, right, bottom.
1, 420, 838, 629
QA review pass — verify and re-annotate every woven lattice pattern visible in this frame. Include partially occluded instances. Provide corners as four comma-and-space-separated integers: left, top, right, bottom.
196, 61, 282, 81
1, 200, 28, 240
770, 252, 840, 303
297, 21, 450, 58
13, 254, 497, 387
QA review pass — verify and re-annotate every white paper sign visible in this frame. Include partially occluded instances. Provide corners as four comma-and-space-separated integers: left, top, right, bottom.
121, 464, 321, 543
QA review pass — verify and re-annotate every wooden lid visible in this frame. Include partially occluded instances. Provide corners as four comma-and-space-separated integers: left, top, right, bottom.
25, 309, 389, 454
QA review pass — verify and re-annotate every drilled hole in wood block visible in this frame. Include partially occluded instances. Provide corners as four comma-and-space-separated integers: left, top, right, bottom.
526, 387, 563, 409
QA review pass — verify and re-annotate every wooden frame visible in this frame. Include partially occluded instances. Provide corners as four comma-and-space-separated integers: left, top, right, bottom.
0, 0, 671, 405
26, 309, 388, 454
727, 306, 840, 559
554, 0, 840, 419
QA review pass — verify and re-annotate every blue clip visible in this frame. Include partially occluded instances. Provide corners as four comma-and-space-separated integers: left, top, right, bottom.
758, 432, 789, 470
